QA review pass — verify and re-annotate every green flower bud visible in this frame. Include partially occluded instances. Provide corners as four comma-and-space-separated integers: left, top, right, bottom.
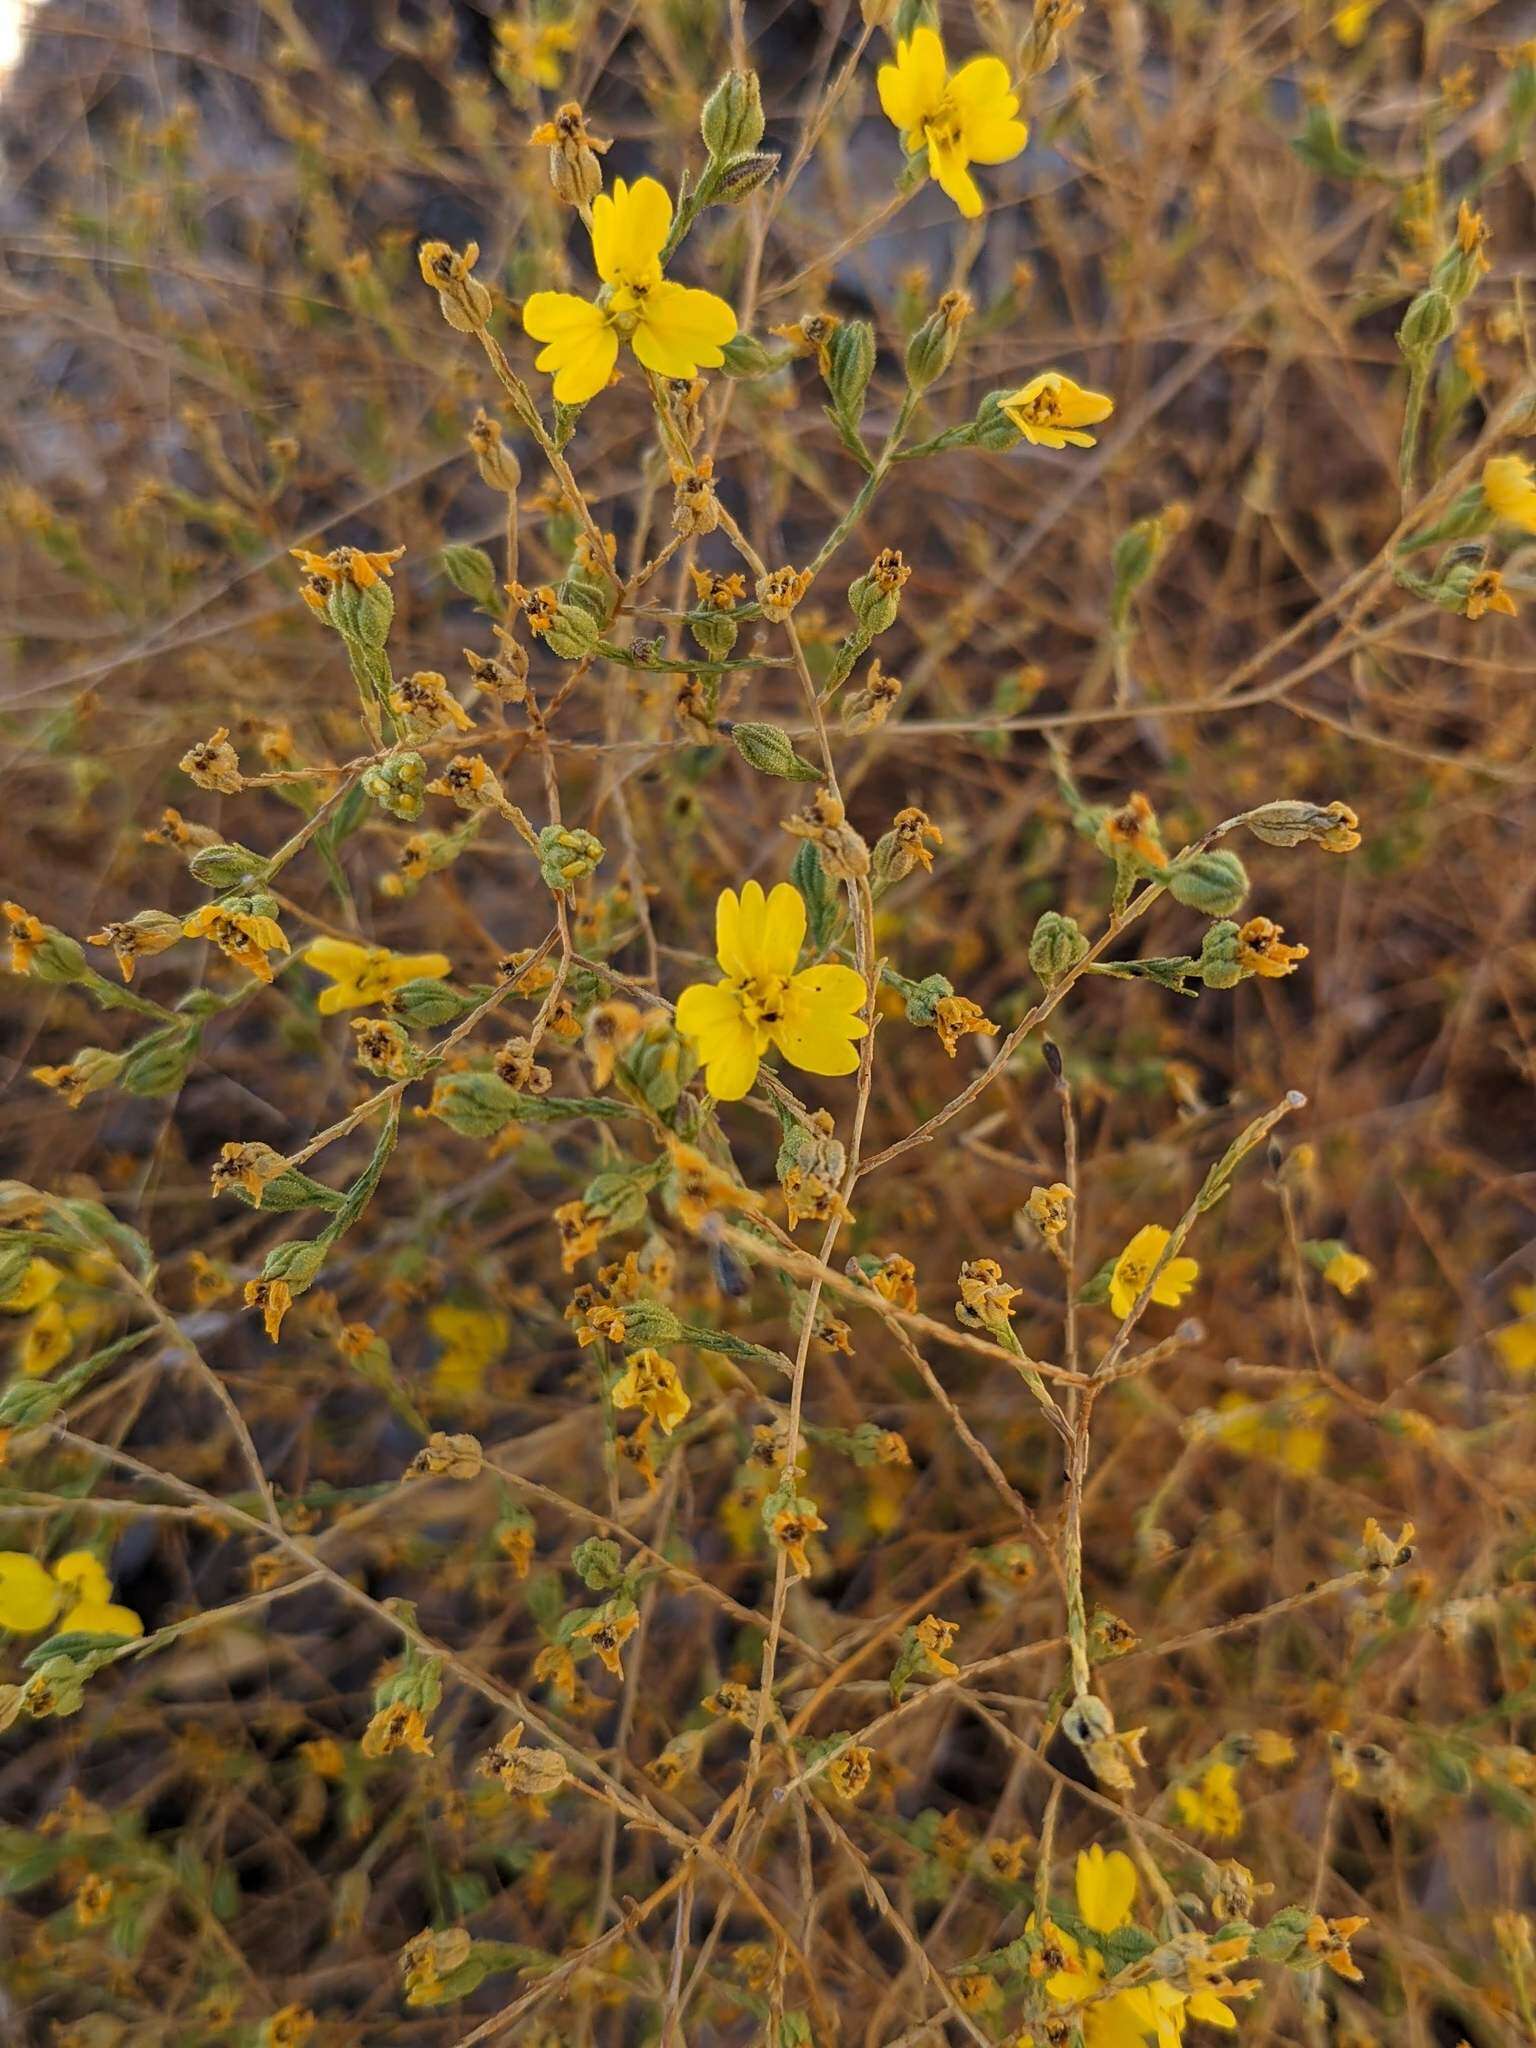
537, 825, 604, 891
426, 1070, 519, 1138
904, 290, 971, 393
720, 332, 777, 378
714, 150, 780, 204
1029, 910, 1089, 987
385, 977, 471, 1028
848, 549, 910, 635
1165, 847, 1250, 917
363, 752, 428, 821
572, 1536, 625, 1590
701, 68, 765, 158
186, 842, 271, 889
23, 926, 87, 984
260, 1238, 328, 1291
1396, 288, 1454, 361
440, 543, 499, 610
1197, 920, 1246, 989
824, 319, 876, 427
120, 1026, 200, 1099
617, 1299, 685, 1347
723, 720, 822, 781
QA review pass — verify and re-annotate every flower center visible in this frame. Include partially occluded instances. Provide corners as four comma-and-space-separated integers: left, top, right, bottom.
1020, 384, 1062, 424
734, 971, 789, 1031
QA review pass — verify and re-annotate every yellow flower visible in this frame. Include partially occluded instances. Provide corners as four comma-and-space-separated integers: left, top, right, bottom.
427, 1304, 509, 1400
1000, 370, 1115, 449
1108, 1225, 1199, 1319
610, 1349, 691, 1435
1039, 1849, 1194, 2046
1483, 454, 1536, 533
1492, 1283, 1536, 1374
1322, 1247, 1374, 1297
20, 1299, 72, 1377
0, 1548, 142, 1638
0, 1257, 60, 1312
1236, 914, 1308, 979
674, 880, 868, 1101
494, 15, 575, 89
304, 937, 451, 1014
522, 176, 737, 404
1174, 1760, 1245, 1839
1331, 0, 1378, 44
876, 25, 1028, 219
1213, 1391, 1328, 1474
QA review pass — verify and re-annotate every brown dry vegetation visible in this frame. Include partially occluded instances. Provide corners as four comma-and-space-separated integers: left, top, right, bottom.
1, 1, 1535, 2044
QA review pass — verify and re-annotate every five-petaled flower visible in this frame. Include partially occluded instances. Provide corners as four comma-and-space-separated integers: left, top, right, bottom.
1109, 1224, 1200, 1319
674, 880, 868, 1101
1000, 370, 1116, 448
877, 25, 1028, 220
1483, 453, 1536, 533
522, 176, 737, 404
304, 937, 451, 1014
0, 1548, 143, 1640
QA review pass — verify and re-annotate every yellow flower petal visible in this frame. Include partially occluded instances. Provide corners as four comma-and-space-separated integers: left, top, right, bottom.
61, 1598, 143, 1640
0, 1552, 64, 1634
928, 133, 984, 218
1075, 1843, 1138, 1934
52, 1550, 112, 1606
522, 291, 619, 405
877, 25, 947, 137
701, 1029, 762, 1102
303, 937, 369, 979
590, 175, 672, 288
631, 281, 738, 380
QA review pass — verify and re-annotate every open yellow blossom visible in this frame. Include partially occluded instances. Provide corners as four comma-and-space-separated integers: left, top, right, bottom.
1000, 370, 1115, 449
1492, 1284, 1536, 1374
876, 26, 1027, 220
304, 936, 451, 1014
1322, 1246, 1373, 1296
1483, 454, 1536, 533
0, 1548, 143, 1638
1174, 1759, 1244, 1839
522, 176, 737, 404
674, 880, 868, 1102
428, 1304, 509, 1400
1042, 1847, 1247, 2043
1215, 1390, 1329, 1474
1109, 1224, 1199, 1318
494, 15, 575, 89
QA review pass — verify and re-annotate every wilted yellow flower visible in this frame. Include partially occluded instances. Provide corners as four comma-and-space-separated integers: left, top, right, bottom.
610, 1349, 691, 1435
674, 880, 868, 1101
575, 1602, 640, 1677
1108, 1225, 1199, 1318
876, 25, 1027, 219
182, 904, 288, 983
1000, 370, 1115, 449
522, 176, 737, 403
1236, 915, 1309, 979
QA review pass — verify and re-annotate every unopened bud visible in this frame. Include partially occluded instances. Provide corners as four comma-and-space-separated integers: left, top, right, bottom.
701, 69, 765, 158
724, 721, 822, 781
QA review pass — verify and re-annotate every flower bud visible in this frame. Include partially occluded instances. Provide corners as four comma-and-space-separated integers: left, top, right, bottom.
327, 571, 395, 649
537, 825, 604, 891
466, 409, 521, 494
534, 103, 610, 208
1165, 847, 1249, 917
417, 240, 493, 333
386, 978, 471, 1028
905, 290, 971, 392
1396, 288, 1454, 362
724, 721, 822, 781
426, 1070, 519, 1138
362, 752, 428, 822
720, 332, 776, 378
1197, 919, 1246, 989
1028, 909, 1088, 987
714, 150, 781, 204
701, 69, 765, 158
440, 543, 499, 610
824, 319, 875, 426
182, 843, 268, 890
617, 1299, 685, 1347
24, 926, 87, 985
120, 1027, 199, 1099
848, 548, 910, 635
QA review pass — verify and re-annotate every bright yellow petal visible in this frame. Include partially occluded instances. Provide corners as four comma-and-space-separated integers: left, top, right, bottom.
631, 282, 737, 379
591, 175, 672, 285
304, 937, 369, 980
522, 292, 619, 404
390, 951, 451, 984
51, 1550, 112, 1605
877, 26, 947, 134
1188, 1991, 1239, 2027
1076, 1844, 1138, 1934
703, 1028, 762, 1102
962, 111, 1029, 164
761, 883, 807, 979
0, 1552, 64, 1633
774, 967, 869, 1076
729, 879, 771, 979
947, 54, 1018, 122
1151, 1255, 1199, 1308
675, 979, 746, 1050
61, 1598, 143, 1640
928, 133, 983, 218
